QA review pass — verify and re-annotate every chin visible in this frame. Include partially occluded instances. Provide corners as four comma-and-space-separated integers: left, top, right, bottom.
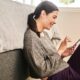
47, 27, 51, 30
45, 26, 51, 30
48, 26, 52, 29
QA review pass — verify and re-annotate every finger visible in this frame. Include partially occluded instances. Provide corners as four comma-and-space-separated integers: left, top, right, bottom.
65, 36, 72, 42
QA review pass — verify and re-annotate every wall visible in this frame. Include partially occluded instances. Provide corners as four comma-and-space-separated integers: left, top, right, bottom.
54, 8, 80, 61
55, 7, 80, 43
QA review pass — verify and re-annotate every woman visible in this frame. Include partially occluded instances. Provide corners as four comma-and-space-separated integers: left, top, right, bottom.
24, 1, 80, 80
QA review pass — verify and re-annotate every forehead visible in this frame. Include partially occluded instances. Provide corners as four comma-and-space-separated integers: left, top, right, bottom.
48, 11, 58, 16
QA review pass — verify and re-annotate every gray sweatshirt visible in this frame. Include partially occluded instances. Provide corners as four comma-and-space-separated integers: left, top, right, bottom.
24, 29, 69, 78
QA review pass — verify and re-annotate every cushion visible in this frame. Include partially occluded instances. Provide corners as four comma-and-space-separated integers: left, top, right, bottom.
0, 0, 34, 52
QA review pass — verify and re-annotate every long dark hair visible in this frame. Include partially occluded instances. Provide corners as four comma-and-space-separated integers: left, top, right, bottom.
27, 1, 59, 31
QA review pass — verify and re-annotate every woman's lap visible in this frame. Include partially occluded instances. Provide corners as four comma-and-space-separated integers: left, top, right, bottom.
48, 67, 80, 80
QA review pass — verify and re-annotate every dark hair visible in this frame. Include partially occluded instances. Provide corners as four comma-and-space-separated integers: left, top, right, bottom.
27, 1, 59, 31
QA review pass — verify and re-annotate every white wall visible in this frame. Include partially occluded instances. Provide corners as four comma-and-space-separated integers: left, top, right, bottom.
55, 8, 80, 43
53, 8, 80, 61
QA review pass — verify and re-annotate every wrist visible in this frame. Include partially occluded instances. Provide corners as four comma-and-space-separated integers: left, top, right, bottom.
58, 50, 65, 58
58, 50, 63, 56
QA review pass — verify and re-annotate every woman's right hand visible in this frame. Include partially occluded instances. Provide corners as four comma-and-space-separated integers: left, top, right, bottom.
58, 36, 71, 56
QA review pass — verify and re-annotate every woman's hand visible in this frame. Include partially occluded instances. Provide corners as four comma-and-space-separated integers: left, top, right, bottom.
41, 77, 48, 80
61, 44, 76, 58
58, 36, 71, 55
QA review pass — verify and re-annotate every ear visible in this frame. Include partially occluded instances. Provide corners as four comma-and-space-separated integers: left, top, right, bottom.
40, 10, 47, 17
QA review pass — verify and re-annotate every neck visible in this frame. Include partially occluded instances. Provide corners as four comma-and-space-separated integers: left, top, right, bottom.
36, 19, 44, 32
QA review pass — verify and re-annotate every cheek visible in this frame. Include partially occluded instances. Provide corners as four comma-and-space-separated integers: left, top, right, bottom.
43, 19, 49, 25
45, 21, 51, 29
44, 20, 50, 27
45, 18, 50, 24
42, 18, 51, 29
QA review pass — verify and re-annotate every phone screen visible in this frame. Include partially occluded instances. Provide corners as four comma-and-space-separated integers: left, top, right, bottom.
74, 39, 80, 50
75, 39, 80, 45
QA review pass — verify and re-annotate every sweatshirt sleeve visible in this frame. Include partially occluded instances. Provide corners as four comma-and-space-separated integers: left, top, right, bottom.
24, 30, 69, 78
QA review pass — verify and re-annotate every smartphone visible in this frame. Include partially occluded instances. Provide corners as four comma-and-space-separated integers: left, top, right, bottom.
73, 39, 80, 50
74, 39, 80, 45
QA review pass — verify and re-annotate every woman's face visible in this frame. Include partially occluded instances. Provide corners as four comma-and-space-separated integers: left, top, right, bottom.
41, 10, 58, 30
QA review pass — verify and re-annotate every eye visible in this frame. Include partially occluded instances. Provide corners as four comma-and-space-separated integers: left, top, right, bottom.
53, 16, 57, 19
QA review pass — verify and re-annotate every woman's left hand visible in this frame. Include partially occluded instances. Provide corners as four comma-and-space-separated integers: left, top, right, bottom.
61, 45, 76, 58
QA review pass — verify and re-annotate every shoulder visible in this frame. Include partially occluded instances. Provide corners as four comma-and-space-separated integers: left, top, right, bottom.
24, 29, 35, 40
24, 29, 40, 44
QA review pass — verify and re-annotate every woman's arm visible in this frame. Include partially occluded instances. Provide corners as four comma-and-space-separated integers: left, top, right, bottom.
24, 31, 69, 78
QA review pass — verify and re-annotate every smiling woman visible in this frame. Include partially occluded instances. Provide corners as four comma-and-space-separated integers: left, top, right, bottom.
23, 1, 80, 80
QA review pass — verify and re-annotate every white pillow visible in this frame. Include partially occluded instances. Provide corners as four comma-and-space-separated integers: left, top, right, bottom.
0, 0, 34, 52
